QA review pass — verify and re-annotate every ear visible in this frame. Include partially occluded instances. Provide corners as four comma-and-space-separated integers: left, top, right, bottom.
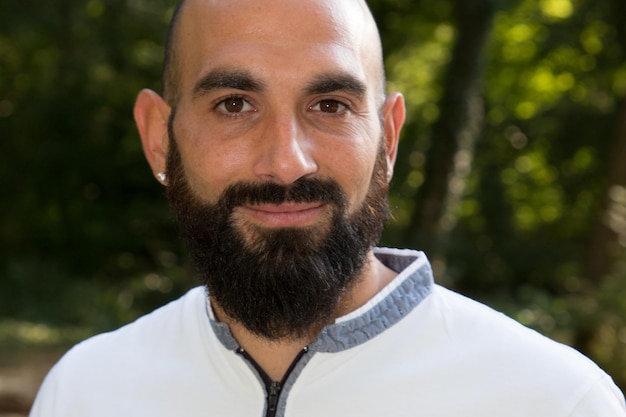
133, 88, 171, 184
381, 92, 405, 181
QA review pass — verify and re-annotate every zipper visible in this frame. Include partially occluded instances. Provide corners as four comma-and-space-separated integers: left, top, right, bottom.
267, 381, 281, 417
237, 346, 309, 417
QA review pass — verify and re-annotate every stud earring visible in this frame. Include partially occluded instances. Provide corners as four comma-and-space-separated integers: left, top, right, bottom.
156, 172, 167, 183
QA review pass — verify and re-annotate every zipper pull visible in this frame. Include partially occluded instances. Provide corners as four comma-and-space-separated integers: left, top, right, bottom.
267, 381, 281, 414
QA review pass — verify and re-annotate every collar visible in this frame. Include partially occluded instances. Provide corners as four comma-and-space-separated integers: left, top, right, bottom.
207, 248, 434, 353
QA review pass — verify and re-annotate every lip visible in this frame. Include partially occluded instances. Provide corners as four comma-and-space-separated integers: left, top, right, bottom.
237, 202, 326, 227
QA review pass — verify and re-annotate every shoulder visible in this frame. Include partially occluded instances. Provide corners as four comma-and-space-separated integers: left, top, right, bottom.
42, 286, 209, 386
422, 285, 594, 366
413, 285, 626, 413
30, 287, 212, 417
73, 286, 207, 352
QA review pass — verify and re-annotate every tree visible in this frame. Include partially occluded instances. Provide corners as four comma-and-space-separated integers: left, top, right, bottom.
404, 0, 496, 257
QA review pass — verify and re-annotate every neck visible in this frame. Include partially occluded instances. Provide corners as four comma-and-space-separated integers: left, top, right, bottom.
212, 302, 312, 381
333, 251, 398, 317
211, 250, 397, 381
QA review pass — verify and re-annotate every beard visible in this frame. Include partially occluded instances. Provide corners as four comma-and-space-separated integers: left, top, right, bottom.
165, 114, 391, 341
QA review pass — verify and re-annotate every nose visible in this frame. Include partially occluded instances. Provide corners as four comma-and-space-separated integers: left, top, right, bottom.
252, 114, 318, 184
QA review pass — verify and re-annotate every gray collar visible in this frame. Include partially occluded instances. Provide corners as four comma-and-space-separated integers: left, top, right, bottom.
208, 248, 434, 353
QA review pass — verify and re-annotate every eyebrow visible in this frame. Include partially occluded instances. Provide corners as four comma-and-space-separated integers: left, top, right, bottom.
191, 69, 367, 100
304, 73, 368, 99
192, 69, 266, 98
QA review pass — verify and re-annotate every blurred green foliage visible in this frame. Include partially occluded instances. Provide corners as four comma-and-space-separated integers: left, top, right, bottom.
0, 0, 192, 330
1, 0, 625, 389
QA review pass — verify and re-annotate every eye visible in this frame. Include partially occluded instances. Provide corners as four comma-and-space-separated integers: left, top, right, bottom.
310, 99, 348, 114
216, 96, 254, 114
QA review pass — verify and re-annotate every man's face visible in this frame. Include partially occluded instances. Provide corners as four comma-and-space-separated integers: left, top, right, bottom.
158, 0, 399, 339
170, 0, 389, 219
166, 121, 390, 339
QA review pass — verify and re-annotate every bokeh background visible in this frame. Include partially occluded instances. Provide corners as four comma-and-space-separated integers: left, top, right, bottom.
1, 0, 625, 409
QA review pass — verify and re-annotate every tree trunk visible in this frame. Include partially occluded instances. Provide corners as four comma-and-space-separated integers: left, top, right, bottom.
575, 97, 626, 353
584, 99, 626, 281
404, 0, 494, 256
575, 0, 626, 353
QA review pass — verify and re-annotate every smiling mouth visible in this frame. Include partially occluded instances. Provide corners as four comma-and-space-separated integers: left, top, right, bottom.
237, 202, 327, 228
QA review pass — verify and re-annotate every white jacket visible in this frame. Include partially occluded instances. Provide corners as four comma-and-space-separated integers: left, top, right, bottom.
30, 248, 626, 417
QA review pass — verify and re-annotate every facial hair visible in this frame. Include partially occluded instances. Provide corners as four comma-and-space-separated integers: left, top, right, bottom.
165, 113, 391, 340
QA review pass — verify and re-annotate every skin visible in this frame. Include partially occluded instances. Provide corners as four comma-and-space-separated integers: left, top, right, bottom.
134, 0, 406, 380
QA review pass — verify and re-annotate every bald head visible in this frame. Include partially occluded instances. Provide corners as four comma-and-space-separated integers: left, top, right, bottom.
161, 0, 386, 107
161, 0, 187, 105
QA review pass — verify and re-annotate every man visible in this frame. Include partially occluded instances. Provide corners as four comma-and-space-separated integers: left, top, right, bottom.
30, 0, 625, 416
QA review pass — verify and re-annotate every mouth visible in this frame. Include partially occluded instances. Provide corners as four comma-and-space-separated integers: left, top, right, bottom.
236, 202, 327, 228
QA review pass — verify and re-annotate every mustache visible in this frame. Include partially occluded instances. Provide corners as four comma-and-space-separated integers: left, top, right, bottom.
217, 177, 348, 212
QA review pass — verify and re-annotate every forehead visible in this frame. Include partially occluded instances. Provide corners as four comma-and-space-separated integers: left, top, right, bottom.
175, 0, 374, 97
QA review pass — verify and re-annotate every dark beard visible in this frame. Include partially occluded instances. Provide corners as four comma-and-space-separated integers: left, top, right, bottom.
165, 113, 390, 340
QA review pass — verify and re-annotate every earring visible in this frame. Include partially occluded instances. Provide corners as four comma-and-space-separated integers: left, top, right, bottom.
156, 172, 167, 183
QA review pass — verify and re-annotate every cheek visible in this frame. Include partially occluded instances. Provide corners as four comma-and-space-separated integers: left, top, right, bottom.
322, 129, 380, 209
174, 125, 253, 203
348, 151, 378, 208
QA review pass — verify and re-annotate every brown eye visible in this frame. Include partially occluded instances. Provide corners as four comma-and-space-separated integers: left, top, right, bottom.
310, 99, 347, 114
319, 100, 340, 113
217, 96, 253, 114
225, 97, 245, 112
